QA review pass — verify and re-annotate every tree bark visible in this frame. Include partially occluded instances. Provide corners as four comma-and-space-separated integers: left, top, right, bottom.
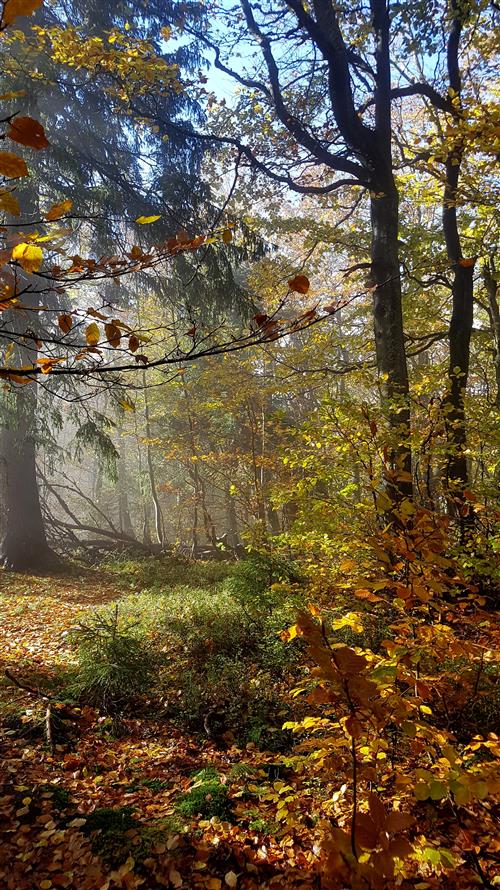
0, 290, 59, 572
0, 397, 58, 571
483, 258, 500, 407
370, 182, 412, 499
440, 0, 474, 527
369, 0, 412, 502
142, 371, 165, 548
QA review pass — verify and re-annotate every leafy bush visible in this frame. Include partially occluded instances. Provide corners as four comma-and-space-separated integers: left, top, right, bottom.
105, 558, 304, 745
105, 555, 232, 591
67, 605, 157, 712
223, 553, 302, 617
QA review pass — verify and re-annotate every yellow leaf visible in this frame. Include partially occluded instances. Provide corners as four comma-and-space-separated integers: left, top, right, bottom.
7, 116, 48, 150
280, 624, 301, 641
45, 198, 72, 221
0, 90, 26, 100
0, 189, 20, 215
225, 872, 238, 888
2, 0, 42, 27
0, 151, 28, 179
85, 322, 100, 346
222, 228, 233, 243
135, 214, 161, 224
12, 242, 43, 273
118, 399, 135, 412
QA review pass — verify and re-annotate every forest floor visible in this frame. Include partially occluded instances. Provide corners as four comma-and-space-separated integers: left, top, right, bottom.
0, 559, 496, 890
0, 560, 321, 890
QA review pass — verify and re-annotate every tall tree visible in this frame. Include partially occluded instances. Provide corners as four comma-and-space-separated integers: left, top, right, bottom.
0, 0, 249, 569
141, 0, 414, 503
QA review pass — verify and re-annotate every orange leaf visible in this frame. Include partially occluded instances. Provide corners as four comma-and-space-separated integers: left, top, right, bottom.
0, 151, 28, 178
45, 198, 72, 221
2, 0, 42, 26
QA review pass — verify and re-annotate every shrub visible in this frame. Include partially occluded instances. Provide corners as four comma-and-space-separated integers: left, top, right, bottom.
223, 553, 303, 617
67, 605, 157, 712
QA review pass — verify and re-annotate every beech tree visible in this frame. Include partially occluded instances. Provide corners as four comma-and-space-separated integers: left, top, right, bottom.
153, 0, 416, 502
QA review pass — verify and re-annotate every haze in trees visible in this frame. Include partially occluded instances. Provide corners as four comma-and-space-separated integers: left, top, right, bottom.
0, 1, 498, 888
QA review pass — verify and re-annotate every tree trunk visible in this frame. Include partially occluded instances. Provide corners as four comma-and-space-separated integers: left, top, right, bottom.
370, 182, 412, 501
225, 485, 239, 549
0, 286, 59, 571
483, 258, 500, 407
0, 397, 57, 571
142, 371, 165, 548
366, 0, 412, 507
440, 0, 474, 529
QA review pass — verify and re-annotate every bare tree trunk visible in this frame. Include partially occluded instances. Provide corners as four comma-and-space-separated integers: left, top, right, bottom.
483, 258, 500, 407
369, 0, 411, 503
0, 391, 56, 571
0, 294, 58, 571
142, 371, 165, 547
225, 485, 239, 549
440, 0, 474, 530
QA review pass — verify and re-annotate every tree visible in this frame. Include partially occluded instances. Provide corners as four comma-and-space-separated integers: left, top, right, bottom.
0, 0, 250, 568
137, 0, 415, 503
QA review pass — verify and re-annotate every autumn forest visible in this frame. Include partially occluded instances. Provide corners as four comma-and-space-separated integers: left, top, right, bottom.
0, 0, 498, 887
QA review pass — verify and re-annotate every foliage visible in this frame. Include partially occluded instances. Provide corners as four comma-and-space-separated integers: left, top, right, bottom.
223, 552, 303, 617
67, 605, 158, 712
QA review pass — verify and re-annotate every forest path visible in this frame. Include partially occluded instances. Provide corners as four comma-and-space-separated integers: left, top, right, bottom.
0, 567, 126, 672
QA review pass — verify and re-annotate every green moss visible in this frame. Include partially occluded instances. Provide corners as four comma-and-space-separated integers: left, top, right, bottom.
175, 778, 232, 821
82, 806, 182, 867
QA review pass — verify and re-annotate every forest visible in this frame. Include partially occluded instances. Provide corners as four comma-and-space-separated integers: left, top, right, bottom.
0, 0, 498, 887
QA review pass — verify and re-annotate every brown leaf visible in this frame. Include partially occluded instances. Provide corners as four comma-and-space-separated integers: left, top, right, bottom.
288, 274, 310, 294
385, 811, 414, 833
7, 116, 49, 150
333, 646, 367, 675
105, 322, 121, 348
368, 793, 386, 830
58, 313, 73, 334
355, 813, 380, 850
